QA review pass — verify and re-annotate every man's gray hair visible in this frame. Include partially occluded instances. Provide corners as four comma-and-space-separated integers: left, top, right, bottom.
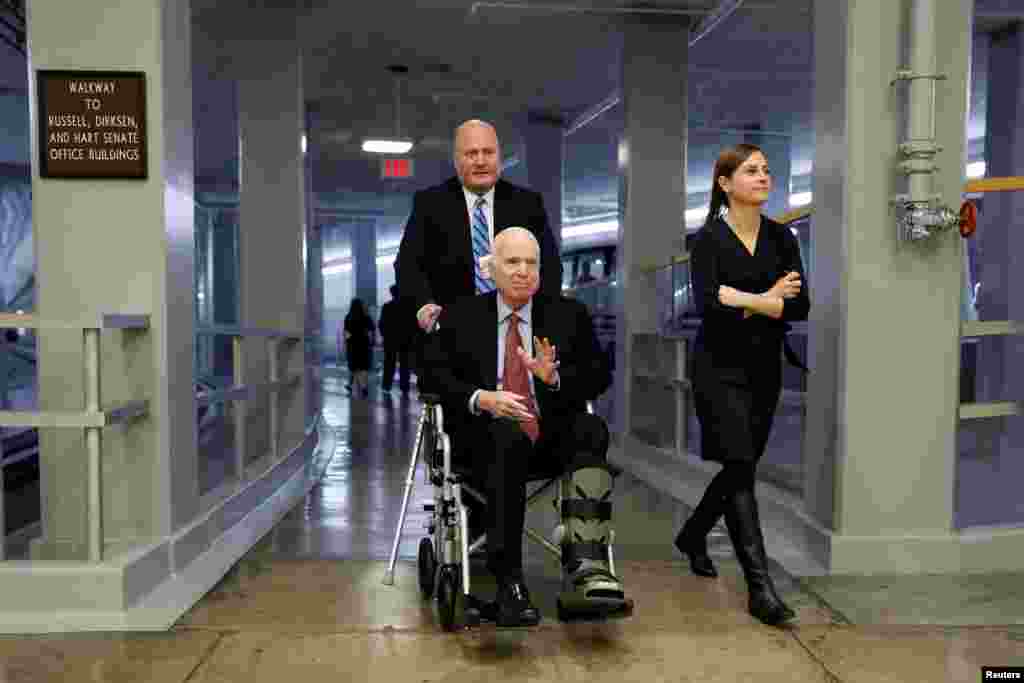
493, 226, 540, 256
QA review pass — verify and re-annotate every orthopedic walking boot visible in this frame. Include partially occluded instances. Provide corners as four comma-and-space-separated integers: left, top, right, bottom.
674, 489, 723, 578
722, 489, 796, 626
557, 464, 634, 621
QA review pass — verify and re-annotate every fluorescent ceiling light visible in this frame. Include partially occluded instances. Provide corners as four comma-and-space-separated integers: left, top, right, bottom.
685, 206, 707, 226
562, 220, 618, 239
789, 192, 813, 207
362, 139, 413, 154
966, 161, 986, 179
322, 263, 352, 276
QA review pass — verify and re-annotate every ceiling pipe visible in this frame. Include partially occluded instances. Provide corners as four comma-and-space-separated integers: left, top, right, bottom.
468, 2, 707, 18
689, 0, 745, 46
562, 0, 746, 135
891, 0, 961, 242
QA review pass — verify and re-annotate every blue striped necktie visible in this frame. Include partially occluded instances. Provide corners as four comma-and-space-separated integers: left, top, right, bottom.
471, 196, 495, 294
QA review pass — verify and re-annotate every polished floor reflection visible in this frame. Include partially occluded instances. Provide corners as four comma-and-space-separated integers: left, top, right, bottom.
2, 371, 1022, 681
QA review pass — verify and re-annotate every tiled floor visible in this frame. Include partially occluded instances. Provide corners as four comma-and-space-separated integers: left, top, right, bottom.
2, 375, 1022, 681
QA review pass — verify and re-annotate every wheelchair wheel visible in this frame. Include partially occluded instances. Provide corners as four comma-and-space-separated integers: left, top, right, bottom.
436, 565, 460, 631
417, 537, 436, 598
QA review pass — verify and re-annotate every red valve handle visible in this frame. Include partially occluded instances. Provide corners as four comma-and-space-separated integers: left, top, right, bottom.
959, 201, 977, 238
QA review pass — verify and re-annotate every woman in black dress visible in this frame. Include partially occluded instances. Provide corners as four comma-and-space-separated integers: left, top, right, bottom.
344, 298, 374, 396
673, 143, 810, 626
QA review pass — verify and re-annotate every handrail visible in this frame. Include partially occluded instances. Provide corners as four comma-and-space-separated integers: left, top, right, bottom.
195, 324, 303, 340
193, 326, 308, 493
0, 313, 152, 563
964, 176, 1024, 193
0, 313, 149, 330
959, 401, 1021, 420
961, 321, 1021, 337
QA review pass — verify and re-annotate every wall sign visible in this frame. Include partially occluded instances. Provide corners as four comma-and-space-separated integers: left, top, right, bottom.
37, 70, 147, 179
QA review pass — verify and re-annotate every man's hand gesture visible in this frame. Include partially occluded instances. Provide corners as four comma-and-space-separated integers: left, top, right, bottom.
478, 391, 533, 421
417, 303, 442, 332
518, 336, 560, 386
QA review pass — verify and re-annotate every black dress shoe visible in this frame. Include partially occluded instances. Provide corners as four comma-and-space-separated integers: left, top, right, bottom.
495, 581, 540, 627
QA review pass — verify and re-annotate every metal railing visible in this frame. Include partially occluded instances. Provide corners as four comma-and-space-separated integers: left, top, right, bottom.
194, 325, 305, 487
0, 313, 151, 562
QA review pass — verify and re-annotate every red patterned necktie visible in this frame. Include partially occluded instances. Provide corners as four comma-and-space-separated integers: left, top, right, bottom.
502, 312, 540, 442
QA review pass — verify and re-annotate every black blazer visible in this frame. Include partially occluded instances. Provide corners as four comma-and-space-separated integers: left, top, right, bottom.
394, 177, 563, 313
423, 292, 610, 447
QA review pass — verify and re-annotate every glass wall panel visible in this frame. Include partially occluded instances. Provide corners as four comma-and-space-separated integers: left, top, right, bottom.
193, 69, 241, 494
0, 34, 38, 557
956, 414, 1024, 528
954, 16, 1024, 528
319, 221, 354, 369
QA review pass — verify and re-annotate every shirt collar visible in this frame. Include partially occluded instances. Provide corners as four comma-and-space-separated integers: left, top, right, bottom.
497, 296, 532, 327
463, 184, 495, 210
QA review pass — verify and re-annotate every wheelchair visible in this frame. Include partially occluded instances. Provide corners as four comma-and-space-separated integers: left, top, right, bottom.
382, 392, 630, 631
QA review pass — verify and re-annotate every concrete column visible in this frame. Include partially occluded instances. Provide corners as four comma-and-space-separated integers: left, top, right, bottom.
743, 124, 792, 220
353, 219, 378, 315
237, 41, 307, 462
524, 113, 564, 251
806, 0, 970, 572
616, 17, 688, 440
29, 0, 196, 557
304, 109, 322, 429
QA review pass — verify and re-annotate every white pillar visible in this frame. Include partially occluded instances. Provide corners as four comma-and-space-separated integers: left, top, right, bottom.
617, 17, 689, 442
806, 0, 971, 572
29, 0, 195, 559
237, 41, 307, 461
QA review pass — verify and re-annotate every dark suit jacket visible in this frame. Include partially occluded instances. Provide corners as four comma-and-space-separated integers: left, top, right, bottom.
394, 177, 563, 314
423, 292, 610, 452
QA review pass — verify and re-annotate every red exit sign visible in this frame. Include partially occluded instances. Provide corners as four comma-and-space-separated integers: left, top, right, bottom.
381, 157, 414, 178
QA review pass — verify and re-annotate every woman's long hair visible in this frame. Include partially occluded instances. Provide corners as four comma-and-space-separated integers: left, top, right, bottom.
703, 143, 764, 228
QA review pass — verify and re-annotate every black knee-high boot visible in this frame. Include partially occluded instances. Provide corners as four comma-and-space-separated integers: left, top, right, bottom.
722, 488, 795, 626
674, 481, 725, 578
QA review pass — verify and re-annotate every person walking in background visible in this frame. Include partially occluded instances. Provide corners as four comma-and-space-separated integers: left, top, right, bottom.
378, 285, 414, 394
673, 143, 810, 627
344, 298, 374, 397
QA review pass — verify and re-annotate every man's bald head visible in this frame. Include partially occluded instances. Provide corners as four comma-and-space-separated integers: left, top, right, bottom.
453, 119, 501, 194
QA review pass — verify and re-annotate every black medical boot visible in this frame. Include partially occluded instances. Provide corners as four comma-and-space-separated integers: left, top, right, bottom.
722, 490, 795, 626
674, 489, 722, 578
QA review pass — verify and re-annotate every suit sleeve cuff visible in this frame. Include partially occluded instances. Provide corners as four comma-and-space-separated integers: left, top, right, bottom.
469, 389, 483, 415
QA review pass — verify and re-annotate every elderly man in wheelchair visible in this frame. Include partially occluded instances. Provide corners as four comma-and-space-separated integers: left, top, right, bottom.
384, 227, 633, 629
